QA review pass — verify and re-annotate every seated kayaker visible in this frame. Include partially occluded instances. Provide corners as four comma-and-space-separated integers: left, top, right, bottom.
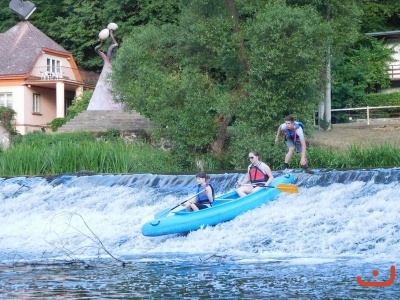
184, 172, 215, 211
236, 150, 274, 197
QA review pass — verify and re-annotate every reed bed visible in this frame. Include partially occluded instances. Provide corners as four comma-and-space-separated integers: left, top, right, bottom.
0, 132, 181, 176
307, 143, 400, 169
0, 132, 399, 176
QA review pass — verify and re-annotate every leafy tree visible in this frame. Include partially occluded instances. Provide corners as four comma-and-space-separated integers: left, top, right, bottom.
360, 0, 400, 32
0, 0, 20, 31
332, 36, 394, 108
112, 0, 328, 167
0, 106, 18, 136
111, 24, 226, 159
230, 0, 328, 166
50, 0, 122, 71
39, 0, 180, 71
287, 0, 363, 129
66, 89, 93, 118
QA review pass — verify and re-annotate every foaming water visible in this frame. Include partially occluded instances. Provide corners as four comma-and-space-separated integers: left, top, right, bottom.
1, 170, 399, 260
1, 169, 399, 298
0, 171, 400, 259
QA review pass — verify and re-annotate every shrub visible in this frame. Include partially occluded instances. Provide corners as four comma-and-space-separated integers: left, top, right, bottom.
0, 107, 18, 135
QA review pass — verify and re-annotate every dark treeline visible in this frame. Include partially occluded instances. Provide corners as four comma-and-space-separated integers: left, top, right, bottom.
1, 0, 181, 71
2, 0, 400, 170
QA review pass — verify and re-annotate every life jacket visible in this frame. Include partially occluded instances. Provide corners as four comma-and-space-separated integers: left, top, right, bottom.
249, 163, 269, 184
285, 121, 304, 142
197, 183, 215, 205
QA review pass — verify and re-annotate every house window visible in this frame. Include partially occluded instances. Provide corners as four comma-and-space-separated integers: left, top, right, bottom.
0, 92, 13, 108
47, 58, 62, 75
33, 94, 41, 113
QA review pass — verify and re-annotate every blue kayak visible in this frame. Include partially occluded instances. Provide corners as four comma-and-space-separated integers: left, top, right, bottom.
141, 174, 296, 237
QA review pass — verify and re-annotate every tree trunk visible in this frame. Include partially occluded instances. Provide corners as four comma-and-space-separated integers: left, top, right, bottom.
225, 0, 249, 74
209, 1, 247, 155
211, 115, 231, 156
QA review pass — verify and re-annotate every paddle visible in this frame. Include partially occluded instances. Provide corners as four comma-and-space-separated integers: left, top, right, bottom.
154, 190, 205, 218
241, 183, 299, 194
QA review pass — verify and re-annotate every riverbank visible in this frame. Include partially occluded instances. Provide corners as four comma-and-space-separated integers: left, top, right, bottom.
309, 118, 400, 149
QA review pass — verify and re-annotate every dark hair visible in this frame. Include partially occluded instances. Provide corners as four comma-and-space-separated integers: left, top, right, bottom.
285, 115, 295, 123
249, 150, 260, 157
196, 172, 210, 180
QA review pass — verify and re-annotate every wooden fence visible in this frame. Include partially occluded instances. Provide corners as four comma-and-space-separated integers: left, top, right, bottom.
316, 105, 400, 126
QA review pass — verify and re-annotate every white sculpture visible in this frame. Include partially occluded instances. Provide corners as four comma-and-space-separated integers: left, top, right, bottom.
87, 22, 123, 111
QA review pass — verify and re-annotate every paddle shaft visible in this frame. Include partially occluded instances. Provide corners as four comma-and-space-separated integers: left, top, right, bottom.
169, 190, 205, 211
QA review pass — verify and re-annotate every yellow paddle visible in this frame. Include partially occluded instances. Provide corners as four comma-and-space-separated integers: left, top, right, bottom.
272, 183, 299, 194
242, 183, 299, 194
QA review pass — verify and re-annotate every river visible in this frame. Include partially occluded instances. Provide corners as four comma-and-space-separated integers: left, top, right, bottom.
1, 168, 399, 299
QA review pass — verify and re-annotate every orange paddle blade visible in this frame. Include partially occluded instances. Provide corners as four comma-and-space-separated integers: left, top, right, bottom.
275, 183, 299, 194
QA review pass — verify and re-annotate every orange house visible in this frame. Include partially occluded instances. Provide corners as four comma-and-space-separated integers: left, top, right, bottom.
0, 21, 94, 134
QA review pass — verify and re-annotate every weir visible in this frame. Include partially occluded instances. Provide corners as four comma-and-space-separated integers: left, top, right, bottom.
14, 167, 400, 191
1, 167, 399, 263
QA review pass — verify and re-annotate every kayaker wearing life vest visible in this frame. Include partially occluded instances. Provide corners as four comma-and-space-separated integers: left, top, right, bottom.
236, 151, 274, 197
184, 172, 215, 211
275, 115, 308, 171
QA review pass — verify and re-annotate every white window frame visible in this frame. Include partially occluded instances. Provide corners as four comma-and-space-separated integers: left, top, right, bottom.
0, 92, 13, 108
47, 58, 62, 73
33, 93, 41, 113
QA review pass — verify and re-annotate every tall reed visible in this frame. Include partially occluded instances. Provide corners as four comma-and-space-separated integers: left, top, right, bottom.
0, 132, 181, 176
307, 143, 400, 169
1, 132, 400, 176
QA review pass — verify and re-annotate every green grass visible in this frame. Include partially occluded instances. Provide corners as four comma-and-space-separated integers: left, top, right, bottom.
1, 132, 400, 176
0, 132, 182, 176
307, 143, 400, 169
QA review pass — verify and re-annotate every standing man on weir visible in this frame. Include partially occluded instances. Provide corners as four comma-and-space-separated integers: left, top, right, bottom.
275, 115, 308, 171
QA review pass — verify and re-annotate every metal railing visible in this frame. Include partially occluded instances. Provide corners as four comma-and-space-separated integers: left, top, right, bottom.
29, 66, 73, 80
389, 64, 400, 79
28, 66, 98, 86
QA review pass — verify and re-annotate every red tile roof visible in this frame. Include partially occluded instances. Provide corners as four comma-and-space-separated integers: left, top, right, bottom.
0, 21, 69, 76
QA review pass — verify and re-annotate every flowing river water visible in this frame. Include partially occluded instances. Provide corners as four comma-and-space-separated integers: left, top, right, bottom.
1, 168, 399, 299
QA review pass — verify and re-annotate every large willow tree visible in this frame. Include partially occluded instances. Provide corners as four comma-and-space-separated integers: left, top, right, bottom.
111, 0, 328, 166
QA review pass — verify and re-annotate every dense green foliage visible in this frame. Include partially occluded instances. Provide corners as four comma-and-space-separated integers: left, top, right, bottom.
332, 37, 394, 108
2, 0, 400, 173
229, 1, 328, 166
0, 107, 17, 136
112, 0, 328, 166
364, 91, 400, 106
360, 0, 400, 32
66, 90, 93, 119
